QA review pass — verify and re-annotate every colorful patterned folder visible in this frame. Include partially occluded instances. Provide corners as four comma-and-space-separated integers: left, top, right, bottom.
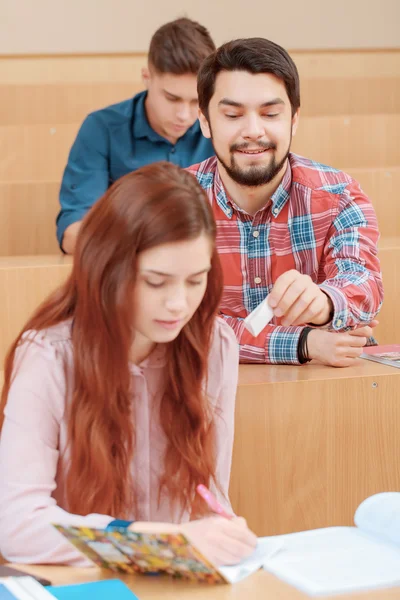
54, 525, 227, 584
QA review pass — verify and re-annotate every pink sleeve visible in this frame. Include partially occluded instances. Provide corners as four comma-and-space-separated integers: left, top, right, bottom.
208, 319, 239, 513
0, 333, 113, 566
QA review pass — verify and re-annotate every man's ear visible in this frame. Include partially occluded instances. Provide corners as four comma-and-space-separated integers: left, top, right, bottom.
198, 109, 211, 139
291, 108, 300, 137
142, 67, 150, 88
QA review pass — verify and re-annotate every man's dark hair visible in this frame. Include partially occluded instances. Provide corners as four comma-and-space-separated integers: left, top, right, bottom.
198, 38, 300, 117
149, 18, 215, 75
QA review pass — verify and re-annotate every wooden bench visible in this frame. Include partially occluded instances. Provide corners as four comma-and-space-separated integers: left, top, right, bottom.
1, 114, 399, 181
0, 82, 142, 125
0, 255, 72, 364
375, 244, 400, 346
347, 167, 400, 242
0, 181, 60, 255
0, 253, 399, 538
1, 50, 398, 83
1, 76, 399, 125
7, 563, 400, 599
231, 358, 400, 535
0, 167, 398, 256
0, 245, 397, 363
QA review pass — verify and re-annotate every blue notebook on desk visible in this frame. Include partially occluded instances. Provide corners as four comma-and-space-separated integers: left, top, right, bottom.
48, 579, 139, 599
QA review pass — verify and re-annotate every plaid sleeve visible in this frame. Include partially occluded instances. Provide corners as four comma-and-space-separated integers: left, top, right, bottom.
319, 179, 384, 330
220, 314, 304, 364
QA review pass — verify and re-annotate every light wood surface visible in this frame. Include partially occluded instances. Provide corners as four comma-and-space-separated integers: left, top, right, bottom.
0, 123, 78, 182
346, 167, 400, 242
0, 255, 72, 364
9, 564, 400, 599
0, 55, 147, 84
1, 77, 399, 125
0, 168, 398, 257
0, 51, 399, 84
230, 359, 400, 536
0, 252, 398, 539
291, 113, 400, 169
293, 50, 400, 79
0, 243, 397, 361
374, 246, 400, 346
0, 83, 142, 125
1, 114, 399, 182
0, 182, 60, 255
300, 77, 400, 116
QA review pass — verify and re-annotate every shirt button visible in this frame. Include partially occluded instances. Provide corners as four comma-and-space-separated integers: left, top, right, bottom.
170, 147, 176, 154
272, 208, 278, 216
336, 319, 343, 327
253, 231, 260, 238
254, 276, 262, 284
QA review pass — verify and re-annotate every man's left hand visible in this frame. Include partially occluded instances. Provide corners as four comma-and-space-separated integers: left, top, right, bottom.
268, 270, 333, 327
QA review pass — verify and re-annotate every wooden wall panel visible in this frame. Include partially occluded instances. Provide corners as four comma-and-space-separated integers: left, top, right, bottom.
347, 167, 400, 243
0, 182, 60, 255
1, 115, 398, 182
0, 256, 72, 364
1, 78, 399, 125
0, 83, 142, 125
0, 51, 399, 84
231, 360, 400, 535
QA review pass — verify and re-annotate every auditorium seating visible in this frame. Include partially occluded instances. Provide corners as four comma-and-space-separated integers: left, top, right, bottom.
2, 78, 398, 125
0, 167, 398, 257
0, 49, 399, 536
0, 255, 72, 365
0, 182, 60, 255
1, 114, 398, 182
231, 358, 400, 535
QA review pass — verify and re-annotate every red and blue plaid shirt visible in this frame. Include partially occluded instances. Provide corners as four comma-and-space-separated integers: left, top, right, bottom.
188, 153, 383, 364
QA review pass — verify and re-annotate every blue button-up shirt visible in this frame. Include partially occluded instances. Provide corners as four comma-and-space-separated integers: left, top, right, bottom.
56, 91, 214, 246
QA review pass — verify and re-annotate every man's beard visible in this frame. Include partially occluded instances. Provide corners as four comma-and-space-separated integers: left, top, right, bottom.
213, 138, 291, 188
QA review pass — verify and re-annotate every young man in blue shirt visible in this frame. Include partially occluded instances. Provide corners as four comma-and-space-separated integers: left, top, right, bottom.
57, 18, 215, 253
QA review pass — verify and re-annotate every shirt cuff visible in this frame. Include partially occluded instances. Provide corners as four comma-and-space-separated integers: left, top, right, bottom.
56, 211, 86, 250
267, 326, 304, 365
105, 519, 135, 531
318, 283, 349, 330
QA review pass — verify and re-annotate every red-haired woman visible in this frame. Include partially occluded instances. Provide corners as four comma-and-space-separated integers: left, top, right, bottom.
0, 162, 256, 568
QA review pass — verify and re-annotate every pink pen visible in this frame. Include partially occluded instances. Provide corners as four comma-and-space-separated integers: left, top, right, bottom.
196, 484, 233, 519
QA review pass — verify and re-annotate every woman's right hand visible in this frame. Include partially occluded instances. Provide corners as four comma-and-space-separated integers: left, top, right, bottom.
129, 516, 258, 566
180, 516, 258, 566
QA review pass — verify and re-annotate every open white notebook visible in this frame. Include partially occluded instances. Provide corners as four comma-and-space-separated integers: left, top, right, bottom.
261, 492, 400, 596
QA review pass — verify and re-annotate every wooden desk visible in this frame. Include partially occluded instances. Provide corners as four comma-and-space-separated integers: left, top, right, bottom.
10, 565, 400, 599
230, 360, 400, 536
0, 254, 72, 364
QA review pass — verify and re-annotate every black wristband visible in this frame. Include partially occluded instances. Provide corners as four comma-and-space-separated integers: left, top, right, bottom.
297, 327, 313, 364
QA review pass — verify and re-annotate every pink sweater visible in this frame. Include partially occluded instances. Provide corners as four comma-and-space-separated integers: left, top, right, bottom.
0, 318, 238, 566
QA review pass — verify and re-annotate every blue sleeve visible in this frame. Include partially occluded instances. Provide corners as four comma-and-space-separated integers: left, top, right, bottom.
56, 113, 110, 248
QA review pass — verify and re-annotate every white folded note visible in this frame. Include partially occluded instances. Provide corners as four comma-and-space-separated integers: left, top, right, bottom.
244, 298, 274, 337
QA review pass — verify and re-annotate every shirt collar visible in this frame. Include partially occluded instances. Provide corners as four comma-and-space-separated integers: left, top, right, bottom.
133, 91, 200, 143
213, 154, 293, 219
129, 343, 167, 375
133, 92, 163, 142
269, 157, 292, 218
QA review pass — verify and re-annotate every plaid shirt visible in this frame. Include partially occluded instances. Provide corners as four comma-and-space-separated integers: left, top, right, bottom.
187, 153, 383, 365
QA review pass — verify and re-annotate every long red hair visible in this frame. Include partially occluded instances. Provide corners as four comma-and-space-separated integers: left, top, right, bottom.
1, 162, 223, 518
